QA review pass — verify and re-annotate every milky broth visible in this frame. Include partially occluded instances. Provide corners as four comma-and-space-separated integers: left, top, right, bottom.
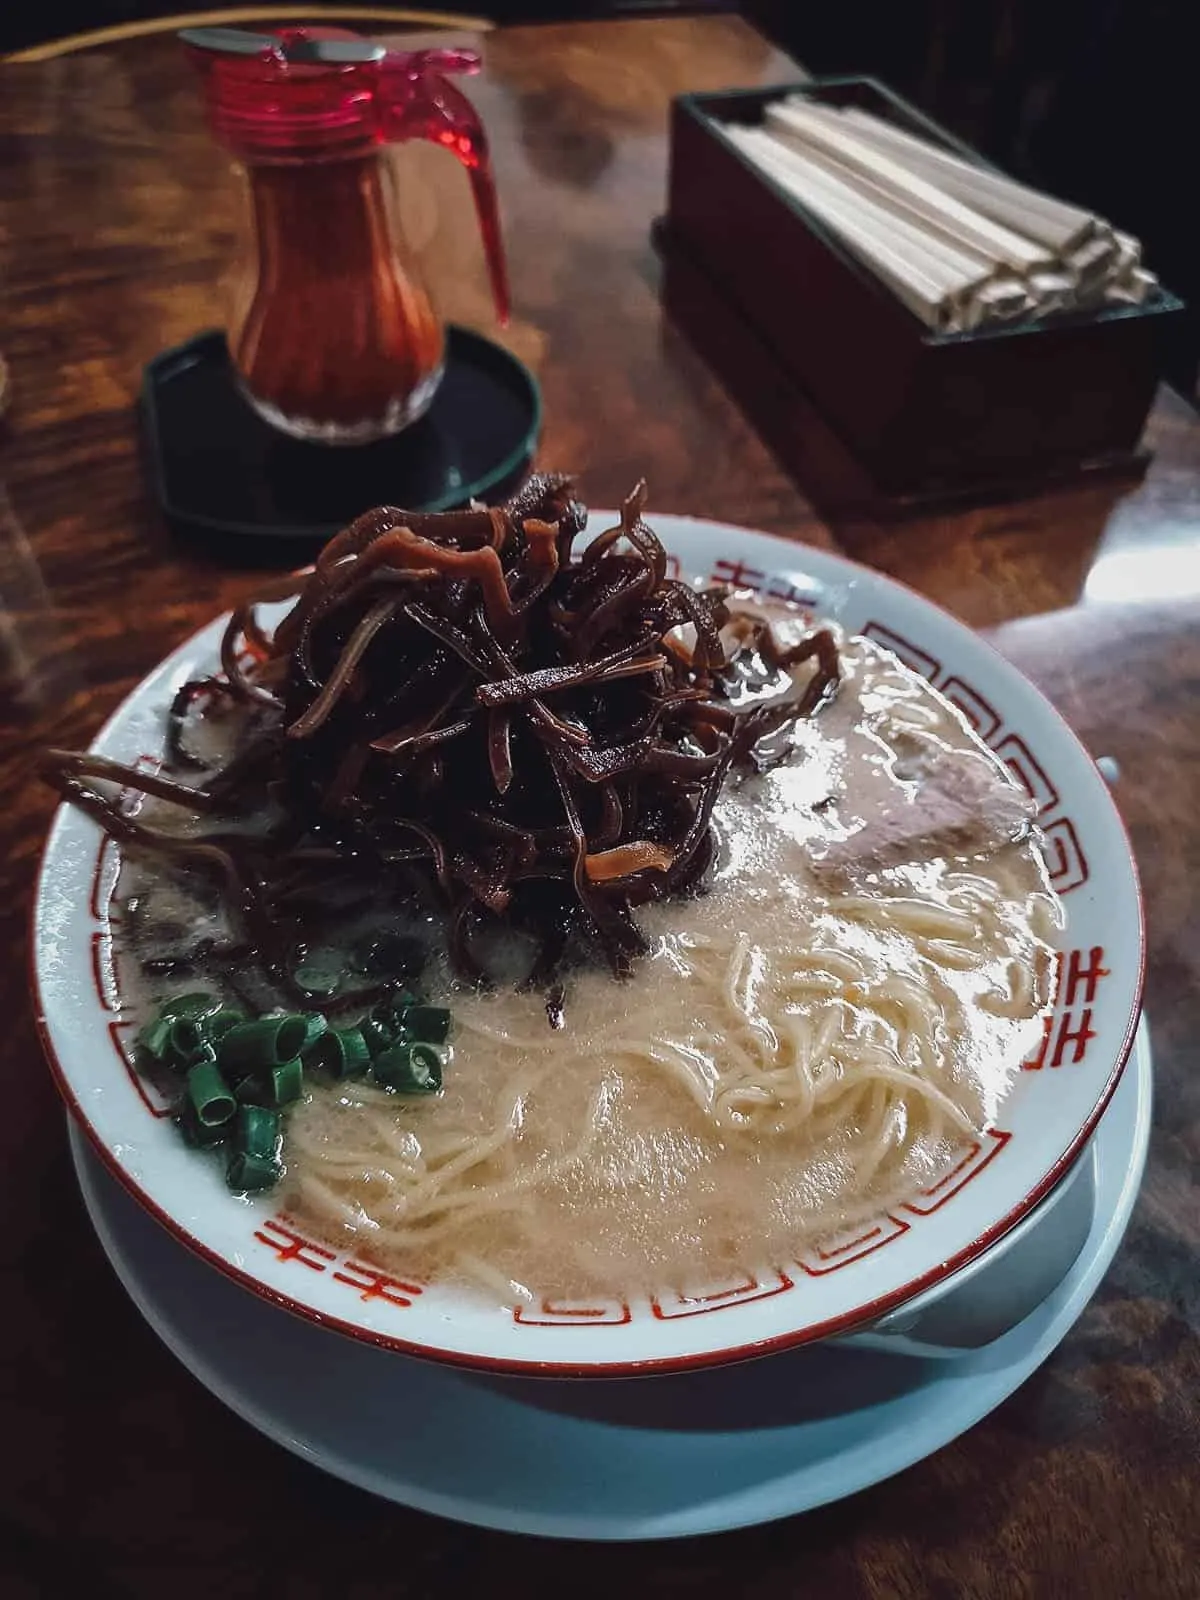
118, 636, 1059, 1307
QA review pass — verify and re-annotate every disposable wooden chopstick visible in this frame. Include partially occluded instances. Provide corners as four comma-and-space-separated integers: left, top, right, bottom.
824, 104, 1100, 256
728, 129, 983, 289
734, 125, 1042, 328
745, 133, 994, 284
725, 98, 1155, 325
733, 126, 1040, 330
800, 102, 1140, 297
723, 127, 961, 326
724, 125, 1033, 330
776, 136, 1006, 281
1102, 234, 1154, 304
765, 101, 1055, 275
1107, 268, 1156, 304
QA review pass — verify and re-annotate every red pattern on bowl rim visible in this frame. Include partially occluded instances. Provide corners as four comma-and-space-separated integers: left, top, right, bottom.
32, 516, 1145, 1375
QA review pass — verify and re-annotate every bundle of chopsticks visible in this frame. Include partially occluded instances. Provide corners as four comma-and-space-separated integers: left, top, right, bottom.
723, 96, 1157, 333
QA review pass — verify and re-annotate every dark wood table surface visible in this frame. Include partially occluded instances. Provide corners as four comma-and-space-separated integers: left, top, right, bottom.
2, 15, 1197, 1597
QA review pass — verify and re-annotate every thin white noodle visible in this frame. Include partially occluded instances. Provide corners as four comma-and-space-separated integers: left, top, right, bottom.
261, 634, 1060, 1302
457, 1252, 536, 1304
829, 895, 980, 941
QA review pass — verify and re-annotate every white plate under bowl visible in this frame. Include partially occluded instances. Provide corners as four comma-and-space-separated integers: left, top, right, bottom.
34, 514, 1145, 1375
67, 1020, 1152, 1540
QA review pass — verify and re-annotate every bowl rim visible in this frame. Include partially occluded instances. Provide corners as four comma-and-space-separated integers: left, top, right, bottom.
31, 518, 1146, 1376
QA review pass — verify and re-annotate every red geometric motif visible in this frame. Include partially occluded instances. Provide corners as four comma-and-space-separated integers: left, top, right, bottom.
88, 756, 159, 921
1023, 1011, 1099, 1069
860, 621, 1091, 895
108, 1019, 173, 1118
762, 574, 819, 613
1023, 947, 1108, 1069
90, 836, 122, 923
332, 1260, 424, 1307
89, 817, 178, 1117
650, 1268, 795, 1320
91, 930, 122, 1014
513, 1297, 633, 1326
860, 621, 941, 681
939, 677, 1002, 741
797, 1213, 911, 1275
709, 556, 766, 592
76, 608, 1118, 1341
991, 733, 1059, 814
706, 559, 818, 614
903, 1129, 1012, 1215
253, 1216, 337, 1272
1061, 946, 1111, 1005
1040, 816, 1090, 892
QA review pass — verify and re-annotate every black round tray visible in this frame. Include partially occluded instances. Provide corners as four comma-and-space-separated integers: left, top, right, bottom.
140, 326, 541, 551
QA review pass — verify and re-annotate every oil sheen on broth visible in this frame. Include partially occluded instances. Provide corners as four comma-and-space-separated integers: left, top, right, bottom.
122, 631, 1060, 1308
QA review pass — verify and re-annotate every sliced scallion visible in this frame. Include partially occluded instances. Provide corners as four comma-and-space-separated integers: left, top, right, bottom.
234, 1103, 282, 1161
305, 1027, 372, 1080
137, 1015, 172, 1065
356, 1016, 395, 1058
167, 1016, 216, 1070
218, 1014, 324, 1075
177, 1104, 229, 1148
398, 1004, 452, 1045
160, 991, 224, 1023
235, 1056, 303, 1108
226, 1151, 282, 1192
372, 1041, 443, 1094
205, 1008, 246, 1042
370, 989, 417, 1029
186, 1058, 236, 1127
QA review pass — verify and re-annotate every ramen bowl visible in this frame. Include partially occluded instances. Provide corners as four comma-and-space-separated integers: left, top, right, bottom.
33, 514, 1144, 1376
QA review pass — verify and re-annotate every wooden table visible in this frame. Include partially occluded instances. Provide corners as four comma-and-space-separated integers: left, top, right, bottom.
2, 16, 1197, 1596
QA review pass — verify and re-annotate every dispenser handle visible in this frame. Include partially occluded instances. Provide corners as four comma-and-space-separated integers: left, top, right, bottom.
378, 49, 511, 325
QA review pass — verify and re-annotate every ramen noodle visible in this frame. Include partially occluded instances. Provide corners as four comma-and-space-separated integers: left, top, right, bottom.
46, 482, 1060, 1308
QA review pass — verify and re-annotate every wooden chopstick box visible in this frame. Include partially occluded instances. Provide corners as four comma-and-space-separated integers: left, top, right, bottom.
659, 77, 1184, 510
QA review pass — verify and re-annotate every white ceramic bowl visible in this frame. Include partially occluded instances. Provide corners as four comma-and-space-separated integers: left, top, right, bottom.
33, 515, 1144, 1376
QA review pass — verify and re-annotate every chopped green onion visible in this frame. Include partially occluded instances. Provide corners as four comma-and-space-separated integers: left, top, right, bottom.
141, 1002, 249, 1074
398, 1004, 452, 1045
305, 1027, 372, 1080
372, 1041, 443, 1094
160, 985, 450, 1179
226, 1151, 282, 1192
296, 1014, 328, 1051
167, 1016, 217, 1070
357, 1016, 396, 1058
177, 1105, 229, 1148
137, 1015, 173, 1065
160, 992, 224, 1023
266, 1057, 304, 1106
370, 989, 417, 1028
180, 1040, 219, 1081
234, 1103, 282, 1161
205, 1008, 246, 1042
218, 1014, 324, 1075
235, 1056, 304, 1108
186, 1058, 236, 1127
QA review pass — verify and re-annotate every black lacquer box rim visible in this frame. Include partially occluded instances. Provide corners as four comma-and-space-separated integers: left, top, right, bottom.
679, 77, 1184, 346
660, 75, 1186, 514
